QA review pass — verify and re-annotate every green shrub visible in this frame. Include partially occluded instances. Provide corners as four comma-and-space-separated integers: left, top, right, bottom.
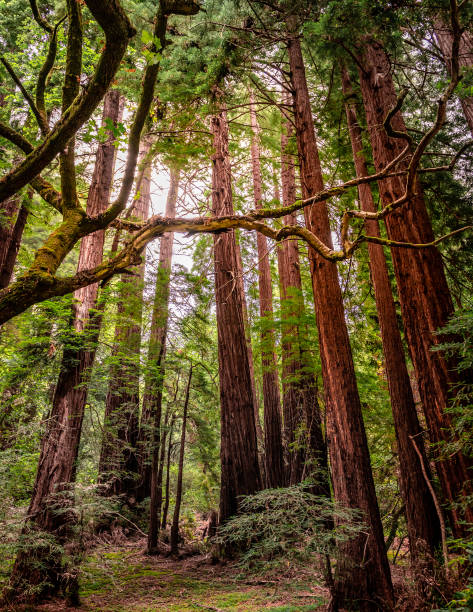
216, 482, 364, 574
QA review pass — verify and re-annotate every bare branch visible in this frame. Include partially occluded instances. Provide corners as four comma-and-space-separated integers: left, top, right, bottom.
383, 87, 413, 146
0, 57, 49, 135
0, 121, 63, 212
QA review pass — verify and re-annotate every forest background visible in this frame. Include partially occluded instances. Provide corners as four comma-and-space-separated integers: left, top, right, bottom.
0, 0, 473, 610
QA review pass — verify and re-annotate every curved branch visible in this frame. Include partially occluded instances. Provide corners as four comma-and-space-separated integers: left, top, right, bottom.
0, 57, 49, 136
29, 0, 53, 33
252, 155, 409, 221
5, 213, 470, 324
0, 121, 63, 212
59, 0, 83, 211
99, 0, 200, 225
0, 0, 136, 205
0, 215, 473, 324
362, 225, 472, 250
383, 87, 412, 146
36, 16, 66, 129
404, 0, 463, 194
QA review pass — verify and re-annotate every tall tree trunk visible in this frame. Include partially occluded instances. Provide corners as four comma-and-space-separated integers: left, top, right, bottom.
170, 366, 193, 556
99, 136, 153, 500
341, 66, 441, 562
235, 240, 265, 469
434, 19, 473, 136
240, 262, 266, 480
211, 97, 262, 524
249, 93, 284, 489
136, 165, 180, 509
161, 413, 176, 530
5, 88, 122, 602
287, 25, 393, 610
0, 194, 29, 289
277, 98, 324, 486
0, 196, 21, 284
358, 39, 473, 535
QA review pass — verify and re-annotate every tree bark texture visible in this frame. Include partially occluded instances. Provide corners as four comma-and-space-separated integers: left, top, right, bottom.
211, 100, 262, 524
7, 87, 122, 601
278, 100, 326, 486
0, 194, 29, 290
249, 94, 284, 489
99, 135, 152, 499
342, 66, 441, 561
287, 29, 394, 610
137, 165, 180, 508
170, 366, 193, 556
358, 39, 473, 534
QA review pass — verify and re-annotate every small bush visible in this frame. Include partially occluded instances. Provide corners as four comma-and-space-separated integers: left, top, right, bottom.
216, 482, 364, 574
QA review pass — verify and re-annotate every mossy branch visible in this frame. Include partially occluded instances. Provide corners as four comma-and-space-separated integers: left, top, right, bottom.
0, 121, 63, 213
0, 0, 136, 205
98, 0, 199, 226
1, 213, 470, 325
0, 0, 467, 327
36, 16, 66, 130
58, 0, 83, 211
28, 0, 53, 33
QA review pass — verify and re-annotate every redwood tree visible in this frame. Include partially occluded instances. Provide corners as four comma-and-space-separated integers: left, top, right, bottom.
0, 194, 29, 289
357, 38, 473, 534
277, 98, 325, 486
211, 97, 262, 524
341, 66, 441, 562
4, 12, 123, 603
99, 136, 152, 500
249, 94, 284, 489
287, 22, 393, 609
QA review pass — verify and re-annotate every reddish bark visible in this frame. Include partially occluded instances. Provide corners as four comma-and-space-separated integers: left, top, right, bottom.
287, 27, 393, 609
358, 40, 473, 534
211, 99, 262, 524
342, 66, 441, 560
0, 197, 21, 283
99, 135, 153, 499
7, 88, 122, 601
0, 199, 28, 289
277, 100, 325, 486
235, 239, 265, 466
249, 94, 284, 489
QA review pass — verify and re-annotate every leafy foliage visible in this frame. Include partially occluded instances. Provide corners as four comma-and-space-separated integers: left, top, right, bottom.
216, 483, 364, 575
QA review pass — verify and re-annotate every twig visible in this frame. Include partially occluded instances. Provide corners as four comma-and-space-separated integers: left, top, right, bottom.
106, 511, 148, 537
410, 435, 449, 575
0, 57, 49, 135
393, 535, 406, 564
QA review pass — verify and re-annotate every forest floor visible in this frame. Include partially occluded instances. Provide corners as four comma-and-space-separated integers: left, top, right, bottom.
9, 538, 330, 612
